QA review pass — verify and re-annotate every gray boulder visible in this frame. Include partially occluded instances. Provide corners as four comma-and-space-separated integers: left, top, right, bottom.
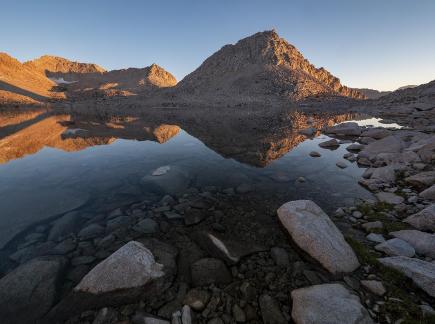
277, 200, 359, 274
391, 230, 435, 258
405, 171, 435, 189
379, 256, 435, 297
420, 185, 435, 201
375, 238, 415, 257
0, 257, 66, 324
325, 122, 362, 136
47, 241, 173, 321
291, 283, 373, 324
404, 204, 435, 231
358, 135, 405, 161
376, 192, 404, 205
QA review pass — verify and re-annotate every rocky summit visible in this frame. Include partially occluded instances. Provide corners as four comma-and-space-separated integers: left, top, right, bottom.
175, 30, 364, 105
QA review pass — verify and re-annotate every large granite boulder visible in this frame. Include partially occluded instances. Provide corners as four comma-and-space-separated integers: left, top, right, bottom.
391, 230, 435, 258
379, 256, 435, 297
47, 241, 174, 321
277, 200, 359, 274
404, 204, 435, 231
0, 257, 66, 324
291, 283, 373, 324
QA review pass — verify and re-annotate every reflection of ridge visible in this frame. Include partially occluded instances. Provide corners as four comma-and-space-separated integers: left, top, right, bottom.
0, 107, 358, 166
0, 111, 182, 164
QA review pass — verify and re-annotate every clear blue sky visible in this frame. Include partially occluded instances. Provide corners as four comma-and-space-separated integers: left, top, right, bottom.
1, 0, 434, 91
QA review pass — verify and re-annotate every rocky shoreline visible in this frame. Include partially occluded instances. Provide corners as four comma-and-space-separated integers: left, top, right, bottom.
0, 105, 434, 324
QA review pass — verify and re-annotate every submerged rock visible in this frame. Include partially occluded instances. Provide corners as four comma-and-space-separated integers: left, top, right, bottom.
191, 258, 232, 286
0, 257, 66, 324
193, 231, 266, 264
291, 283, 373, 324
309, 151, 321, 157
379, 256, 435, 297
48, 211, 82, 241
142, 166, 190, 195
277, 200, 359, 274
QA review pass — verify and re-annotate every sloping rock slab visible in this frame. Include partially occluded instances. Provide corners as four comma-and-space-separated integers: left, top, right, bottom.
420, 184, 435, 201
277, 200, 359, 274
0, 257, 66, 324
405, 171, 435, 189
358, 135, 405, 161
379, 256, 435, 297
291, 283, 373, 324
404, 204, 435, 231
47, 241, 174, 322
192, 231, 267, 264
391, 230, 435, 258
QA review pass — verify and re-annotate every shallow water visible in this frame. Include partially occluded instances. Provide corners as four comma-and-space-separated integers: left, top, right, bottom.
0, 109, 380, 250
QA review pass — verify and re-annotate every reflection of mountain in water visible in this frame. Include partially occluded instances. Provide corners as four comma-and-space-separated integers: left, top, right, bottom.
0, 109, 180, 163
0, 107, 357, 166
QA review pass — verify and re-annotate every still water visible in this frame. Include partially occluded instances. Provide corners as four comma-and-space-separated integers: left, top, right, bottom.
0, 108, 394, 250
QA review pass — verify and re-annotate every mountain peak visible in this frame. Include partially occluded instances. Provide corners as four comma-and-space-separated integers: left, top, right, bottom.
176, 30, 364, 104
24, 55, 106, 74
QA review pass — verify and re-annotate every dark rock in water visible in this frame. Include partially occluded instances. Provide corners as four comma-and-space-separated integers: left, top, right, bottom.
133, 312, 170, 324
52, 238, 77, 254
184, 208, 206, 226
141, 166, 190, 195
66, 264, 90, 283
183, 288, 211, 311
48, 211, 82, 241
0, 188, 89, 249
134, 218, 159, 234
93, 307, 118, 324
9, 241, 56, 264
193, 231, 267, 264
191, 258, 232, 286
236, 183, 253, 194
71, 255, 96, 266
47, 241, 175, 322
0, 257, 66, 324
106, 216, 132, 231
259, 294, 287, 324
318, 139, 339, 149
78, 223, 105, 240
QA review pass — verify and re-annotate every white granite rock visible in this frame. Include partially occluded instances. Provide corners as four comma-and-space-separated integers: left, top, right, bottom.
291, 283, 373, 324
277, 200, 359, 274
